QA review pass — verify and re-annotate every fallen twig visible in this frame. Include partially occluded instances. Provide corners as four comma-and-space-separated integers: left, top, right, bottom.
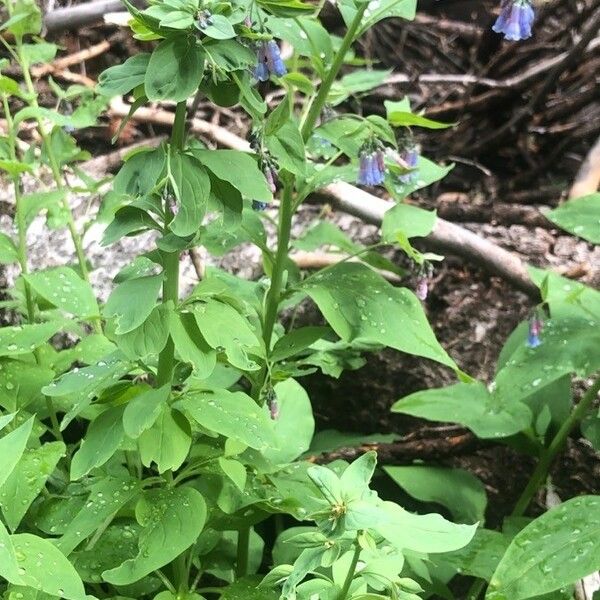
31, 40, 111, 78
44, 0, 127, 34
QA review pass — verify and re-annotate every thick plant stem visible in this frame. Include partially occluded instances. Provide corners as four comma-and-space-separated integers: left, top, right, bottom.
235, 527, 250, 578
337, 542, 361, 600
260, 4, 368, 362
467, 374, 600, 600
512, 374, 600, 516
156, 102, 187, 388
300, 2, 368, 142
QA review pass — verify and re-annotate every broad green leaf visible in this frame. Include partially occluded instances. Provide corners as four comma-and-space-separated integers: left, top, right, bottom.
377, 501, 476, 554
218, 457, 247, 491
302, 263, 456, 369
262, 378, 315, 464
159, 9, 194, 29
176, 388, 278, 451
271, 326, 331, 362
0, 517, 23, 584
0, 322, 63, 357
112, 147, 166, 198
145, 36, 204, 102
193, 299, 262, 371
102, 486, 206, 585
0, 358, 54, 412
24, 267, 99, 318
10, 533, 86, 599
329, 69, 391, 106
169, 152, 211, 236
70, 406, 125, 480
387, 157, 454, 201
441, 529, 510, 580
192, 149, 272, 201
307, 465, 343, 505
21, 190, 67, 230
169, 311, 217, 378
0, 233, 18, 264
203, 14, 236, 39
3, 0, 42, 36
102, 206, 161, 245
97, 53, 151, 97
138, 406, 191, 473
116, 303, 171, 360
293, 221, 358, 253
0, 417, 34, 488
487, 496, 600, 600
392, 382, 532, 439
221, 577, 278, 599
339, 0, 416, 32
104, 274, 163, 334
123, 384, 170, 438
265, 121, 306, 176
56, 477, 141, 555
381, 203, 437, 241
71, 522, 141, 583
0, 441, 65, 531
202, 39, 257, 71
546, 193, 600, 243
384, 466, 486, 524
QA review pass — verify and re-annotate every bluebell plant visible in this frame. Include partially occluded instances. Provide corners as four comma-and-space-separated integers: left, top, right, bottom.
358, 142, 386, 186
254, 40, 287, 81
493, 0, 535, 41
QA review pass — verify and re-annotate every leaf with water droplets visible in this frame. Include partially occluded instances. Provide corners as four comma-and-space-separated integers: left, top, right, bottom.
0, 519, 22, 585
486, 495, 600, 600
24, 267, 99, 319
391, 382, 531, 439
175, 388, 278, 451
546, 193, 600, 244
0, 417, 34, 489
0, 322, 63, 357
301, 263, 457, 369
0, 441, 65, 531
102, 486, 206, 585
56, 477, 141, 555
10, 533, 86, 599
0, 358, 54, 412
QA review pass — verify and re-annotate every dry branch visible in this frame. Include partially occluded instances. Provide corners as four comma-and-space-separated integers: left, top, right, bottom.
44, 0, 126, 34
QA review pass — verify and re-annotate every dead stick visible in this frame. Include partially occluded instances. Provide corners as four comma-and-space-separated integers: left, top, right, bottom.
31, 40, 111, 78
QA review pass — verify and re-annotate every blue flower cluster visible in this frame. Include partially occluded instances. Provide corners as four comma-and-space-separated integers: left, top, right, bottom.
254, 41, 287, 82
397, 146, 420, 184
357, 149, 386, 186
493, 0, 535, 41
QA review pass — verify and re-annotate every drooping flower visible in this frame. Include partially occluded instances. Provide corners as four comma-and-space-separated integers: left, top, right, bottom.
254, 40, 287, 81
264, 165, 277, 193
492, 0, 535, 41
357, 148, 386, 187
265, 389, 279, 420
397, 145, 420, 184
252, 200, 270, 211
416, 277, 428, 301
527, 314, 543, 348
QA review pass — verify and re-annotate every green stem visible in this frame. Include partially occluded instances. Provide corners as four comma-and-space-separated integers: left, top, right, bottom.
235, 527, 250, 578
512, 373, 600, 516
300, 1, 368, 142
467, 373, 600, 600
337, 542, 361, 600
155, 102, 187, 388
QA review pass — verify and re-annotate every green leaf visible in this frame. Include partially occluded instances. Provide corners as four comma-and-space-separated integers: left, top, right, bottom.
3, 0, 42, 35
0, 441, 65, 531
70, 406, 125, 480
384, 466, 486, 524
202, 39, 257, 71
387, 111, 454, 129
293, 220, 358, 253
265, 97, 292, 136
24, 267, 99, 318
123, 384, 170, 438
20, 190, 67, 231
377, 501, 477, 554
104, 274, 163, 334
176, 388, 278, 451
218, 457, 247, 491
10, 533, 86, 599
97, 53, 151, 97
102, 486, 206, 585
262, 378, 314, 464
203, 14, 236, 39
329, 70, 391, 106
487, 496, 600, 600
265, 121, 306, 176
56, 477, 141, 555
116, 303, 172, 360
0, 520, 22, 584
170, 311, 217, 378
0, 359, 54, 412
138, 406, 191, 473
271, 326, 330, 362
160, 9, 194, 29
192, 299, 262, 371
113, 146, 166, 198
0, 233, 18, 264
192, 149, 272, 201
546, 193, 600, 244
169, 152, 211, 236
145, 36, 204, 102
221, 577, 278, 599
381, 203, 437, 241
302, 263, 456, 369
0, 417, 33, 488
102, 206, 162, 245
392, 382, 532, 439
0, 322, 63, 357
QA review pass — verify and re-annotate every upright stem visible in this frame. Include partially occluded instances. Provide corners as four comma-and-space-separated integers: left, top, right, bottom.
235, 527, 250, 578
337, 542, 361, 600
512, 374, 600, 516
260, 3, 368, 361
156, 102, 187, 388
